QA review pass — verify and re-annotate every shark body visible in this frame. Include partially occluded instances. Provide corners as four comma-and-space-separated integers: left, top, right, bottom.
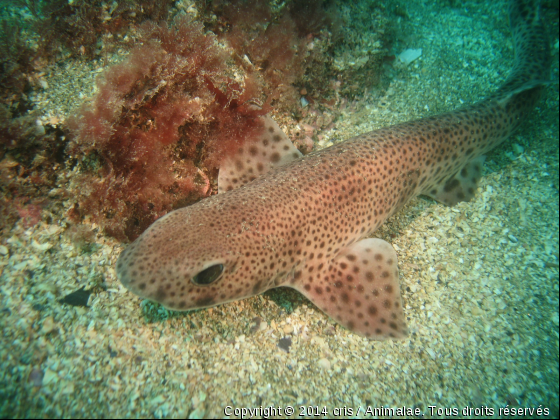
117, 0, 551, 339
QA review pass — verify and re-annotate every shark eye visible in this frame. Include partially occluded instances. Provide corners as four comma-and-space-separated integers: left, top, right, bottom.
191, 264, 224, 285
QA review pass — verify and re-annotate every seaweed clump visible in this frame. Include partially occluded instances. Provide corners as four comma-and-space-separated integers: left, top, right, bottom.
67, 17, 267, 241
0, 0, 175, 235
31, 0, 173, 59
203, 0, 341, 114
0, 105, 66, 234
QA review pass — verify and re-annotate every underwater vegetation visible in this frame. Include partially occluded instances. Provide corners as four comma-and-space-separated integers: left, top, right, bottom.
0, 0, 393, 241
0, 105, 64, 236
66, 16, 270, 241
0, 0, 174, 237
0, 0, 173, 111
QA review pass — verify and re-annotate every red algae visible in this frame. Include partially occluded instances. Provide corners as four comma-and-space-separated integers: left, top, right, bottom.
67, 17, 268, 241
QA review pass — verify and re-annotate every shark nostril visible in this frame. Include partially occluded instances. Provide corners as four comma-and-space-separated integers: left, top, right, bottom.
191, 264, 224, 285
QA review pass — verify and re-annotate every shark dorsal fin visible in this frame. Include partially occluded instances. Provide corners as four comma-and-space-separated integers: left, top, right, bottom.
218, 116, 302, 193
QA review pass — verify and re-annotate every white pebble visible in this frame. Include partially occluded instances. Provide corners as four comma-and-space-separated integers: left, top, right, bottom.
318, 358, 331, 369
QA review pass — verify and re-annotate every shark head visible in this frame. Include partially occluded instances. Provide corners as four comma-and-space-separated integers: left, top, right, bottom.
117, 195, 275, 311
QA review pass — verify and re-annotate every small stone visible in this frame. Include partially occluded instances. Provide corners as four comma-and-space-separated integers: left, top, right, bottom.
151, 395, 166, 405
29, 368, 43, 387
278, 337, 292, 353
249, 317, 262, 333
61, 381, 75, 395
31, 240, 52, 252
48, 188, 63, 198
470, 305, 483, 316
198, 391, 207, 402
318, 358, 331, 369
397, 48, 422, 65
512, 143, 524, 155
42, 368, 58, 385
552, 312, 559, 326
41, 316, 55, 334
34, 120, 45, 136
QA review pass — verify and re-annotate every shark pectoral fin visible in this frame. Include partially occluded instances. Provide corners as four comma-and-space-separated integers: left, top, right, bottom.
426, 156, 486, 206
218, 115, 303, 193
295, 238, 408, 340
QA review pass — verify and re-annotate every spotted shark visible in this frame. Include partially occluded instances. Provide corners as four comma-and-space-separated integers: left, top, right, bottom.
116, 0, 551, 339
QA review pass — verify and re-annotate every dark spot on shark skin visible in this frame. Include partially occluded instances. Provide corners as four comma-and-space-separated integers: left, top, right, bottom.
444, 178, 459, 192
195, 296, 215, 307
155, 287, 167, 301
